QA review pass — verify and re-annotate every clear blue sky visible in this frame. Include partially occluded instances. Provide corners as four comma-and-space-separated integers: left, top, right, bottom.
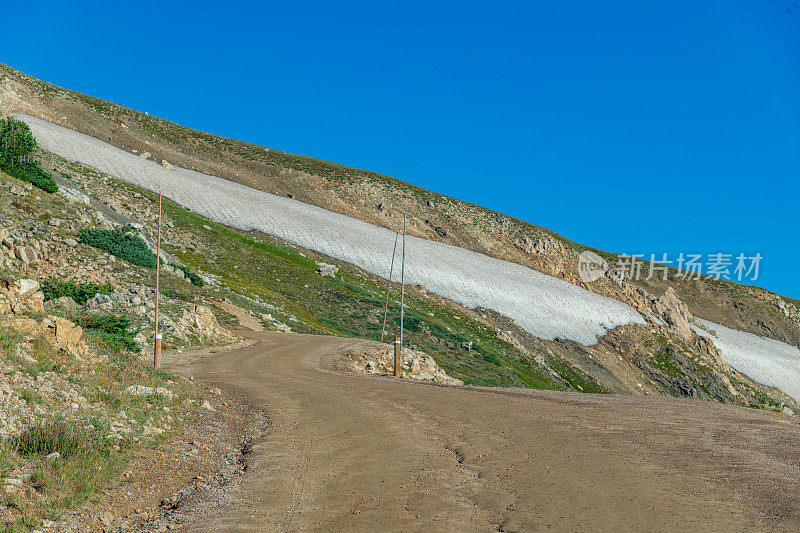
2, 1, 799, 297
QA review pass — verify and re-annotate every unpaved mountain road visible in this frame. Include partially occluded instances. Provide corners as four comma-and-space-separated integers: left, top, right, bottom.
166, 333, 800, 532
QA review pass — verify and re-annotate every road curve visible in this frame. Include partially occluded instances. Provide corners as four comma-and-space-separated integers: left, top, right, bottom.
167, 333, 800, 532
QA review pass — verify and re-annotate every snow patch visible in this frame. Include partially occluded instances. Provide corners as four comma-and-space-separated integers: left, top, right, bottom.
695, 320, 800, 402
20, 114, 645, 345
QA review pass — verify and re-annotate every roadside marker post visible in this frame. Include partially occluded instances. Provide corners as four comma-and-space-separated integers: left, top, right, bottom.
394, 337, 401, 377
399, 212, 406, 350
154, 191, 163, 369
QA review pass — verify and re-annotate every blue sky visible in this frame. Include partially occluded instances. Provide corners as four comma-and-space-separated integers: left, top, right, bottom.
2, 1, 799, 296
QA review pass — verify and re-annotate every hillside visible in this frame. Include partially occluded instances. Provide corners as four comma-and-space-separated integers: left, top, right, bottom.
1, 63, 800, 530
2, 62, 800, 409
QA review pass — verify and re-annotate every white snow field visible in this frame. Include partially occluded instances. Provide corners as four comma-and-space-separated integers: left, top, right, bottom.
696, 320, 800, 403
20, 113, 645, 345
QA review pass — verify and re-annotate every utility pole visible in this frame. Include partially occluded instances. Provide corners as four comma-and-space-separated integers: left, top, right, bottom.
399, 211, 406, 351
153, 191, 163, 369
381, 218, 401, 343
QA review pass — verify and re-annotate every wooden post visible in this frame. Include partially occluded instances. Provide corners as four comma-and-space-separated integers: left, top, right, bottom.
399, 212, 406, 350
380, 218, 401, 343
394, 337, 401, 377
153, 191, 163, 369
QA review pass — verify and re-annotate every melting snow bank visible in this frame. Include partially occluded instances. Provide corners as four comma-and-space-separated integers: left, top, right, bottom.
20, 114, 644, 345
696, 320, 800, 403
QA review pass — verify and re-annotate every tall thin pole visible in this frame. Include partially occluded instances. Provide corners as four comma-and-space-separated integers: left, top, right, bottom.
153, 191, 163, 369
380, 218, 402, 343
399, 211, 407, 351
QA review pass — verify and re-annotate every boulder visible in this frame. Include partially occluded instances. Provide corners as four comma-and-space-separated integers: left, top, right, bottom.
315, 262, 339, 278
161, 159, 174, 170
125, 385, 174, 400
47, 316, 89, 358
44, 296, 79, 311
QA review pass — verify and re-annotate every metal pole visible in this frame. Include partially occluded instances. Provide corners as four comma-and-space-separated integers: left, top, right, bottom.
153, 191, 163, 369
380, 218, 402, 343
394, 337, 401, 377
399, 211, 406, 351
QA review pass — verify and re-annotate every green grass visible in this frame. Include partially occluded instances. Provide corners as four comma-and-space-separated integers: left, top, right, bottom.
127, 188, 583, 390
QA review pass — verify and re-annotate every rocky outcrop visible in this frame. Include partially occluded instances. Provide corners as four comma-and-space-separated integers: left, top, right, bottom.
514, 234, 563, 256
344, 345, 463, 386
0, 277, 45, 314
651, 287, 693, 342
177, 304, 234, 342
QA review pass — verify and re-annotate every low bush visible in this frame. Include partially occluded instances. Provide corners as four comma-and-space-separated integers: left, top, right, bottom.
73, 313, 140, 353
1, 161, 58, 193
77, 228, 157, 268
170, 263, 204, 286
161, 287, 189, 301
41, 278, 114, 305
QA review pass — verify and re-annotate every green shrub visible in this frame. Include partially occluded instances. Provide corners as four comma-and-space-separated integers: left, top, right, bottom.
392, 312, 422, 332
73, 313, 140, 353
40, 278, 114, 305
161, 288, 189, 301
2, 161, 58, 193
0, 117, 36, 166
77, 228, 157, 268
170, 263, 204, 286
482, 352, 503, 366
0, 117, 58, 193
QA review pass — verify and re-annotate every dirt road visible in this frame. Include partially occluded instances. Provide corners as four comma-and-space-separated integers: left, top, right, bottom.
167, 333, 800, 532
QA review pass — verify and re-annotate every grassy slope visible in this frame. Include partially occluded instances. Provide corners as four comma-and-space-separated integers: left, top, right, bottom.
134, 183, 598, 390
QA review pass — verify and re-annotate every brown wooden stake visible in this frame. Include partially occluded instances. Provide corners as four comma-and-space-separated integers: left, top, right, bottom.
154, 191, 163, 369
394, 337, 401, 377
399, 212, 406, 350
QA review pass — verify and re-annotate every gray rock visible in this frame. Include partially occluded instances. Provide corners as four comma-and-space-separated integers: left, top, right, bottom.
44, 296, 79, 311
125, 385, 174, 399
315, 262, 339, 278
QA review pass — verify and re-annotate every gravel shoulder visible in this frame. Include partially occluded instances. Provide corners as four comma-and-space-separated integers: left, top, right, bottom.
154, 332, 800, 532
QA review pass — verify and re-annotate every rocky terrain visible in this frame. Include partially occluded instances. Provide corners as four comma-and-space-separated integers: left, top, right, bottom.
342, 343, 464, 386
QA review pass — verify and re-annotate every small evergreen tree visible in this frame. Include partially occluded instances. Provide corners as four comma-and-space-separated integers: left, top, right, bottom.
0, 117, 37, 165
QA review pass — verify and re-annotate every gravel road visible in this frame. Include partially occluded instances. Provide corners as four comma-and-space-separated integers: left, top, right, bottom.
165, 333, 800, 532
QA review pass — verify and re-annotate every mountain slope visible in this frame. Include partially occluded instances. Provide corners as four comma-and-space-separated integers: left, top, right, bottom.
2, 63, 800, 410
